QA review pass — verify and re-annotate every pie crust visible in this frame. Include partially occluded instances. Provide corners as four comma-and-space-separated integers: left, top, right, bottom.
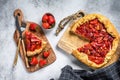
70, 13, 119, 68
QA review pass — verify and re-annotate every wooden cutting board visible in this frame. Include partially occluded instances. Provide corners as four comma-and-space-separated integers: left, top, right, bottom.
58, 24, 120, 69
13, 9, 56, 72
14, 23, 56, 72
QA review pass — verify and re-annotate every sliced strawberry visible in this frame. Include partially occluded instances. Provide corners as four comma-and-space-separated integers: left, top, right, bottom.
30, 44, 36, 51
94, 57, 104, 64
89, 56, 96, 61
97, 23, 104, 31
30, 57, 38, 66
108, 35, 114, 43
90, 18, 98, 24
39, 59, 47, 67
31, 37, 41, 42
96, 37, 103, 43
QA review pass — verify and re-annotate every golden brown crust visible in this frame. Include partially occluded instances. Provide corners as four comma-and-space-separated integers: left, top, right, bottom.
72, 50, 107, 69
27, 41, 46, 57
26, 33, 47, 57
71, 13, 119, 69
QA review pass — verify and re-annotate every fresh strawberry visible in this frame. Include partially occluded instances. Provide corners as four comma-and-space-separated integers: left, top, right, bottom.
30, 57, 38, 66
42, 22, 50, 29
43, 51, 50, 58
39, 59, 47, 67
48, 15, 55, 25
29, 23, 37, 31
42, 14, 49, 22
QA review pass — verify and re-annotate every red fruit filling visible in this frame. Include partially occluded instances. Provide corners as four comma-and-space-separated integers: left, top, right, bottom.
76, 18, 114, 64
25, 31, 42, 51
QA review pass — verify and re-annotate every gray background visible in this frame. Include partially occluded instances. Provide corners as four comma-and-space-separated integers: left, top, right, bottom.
0, 0, 120, 80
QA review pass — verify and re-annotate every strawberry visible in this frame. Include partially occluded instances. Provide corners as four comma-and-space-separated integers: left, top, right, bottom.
30, 57, 38, 66
42, 14, 49, 22
48, 15, 55, 25
43, 51, 50, 58
29, 23, 37, 31
39, 59, 47, 67
42, 22, 50, 29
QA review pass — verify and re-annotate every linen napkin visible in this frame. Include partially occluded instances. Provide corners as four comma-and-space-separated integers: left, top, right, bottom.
57, 59, 120, 80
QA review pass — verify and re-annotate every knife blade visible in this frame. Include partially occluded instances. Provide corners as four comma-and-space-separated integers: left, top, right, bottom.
15, 16, 22, 39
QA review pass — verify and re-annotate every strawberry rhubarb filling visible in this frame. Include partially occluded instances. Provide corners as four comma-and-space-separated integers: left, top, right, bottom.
25, 32, 42, 51
76, 18, 114, 64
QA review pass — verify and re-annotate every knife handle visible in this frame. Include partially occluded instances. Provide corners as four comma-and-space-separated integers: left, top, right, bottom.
13, 38, 21, 67
21, 39, 29, 68
14, 9, 24, 27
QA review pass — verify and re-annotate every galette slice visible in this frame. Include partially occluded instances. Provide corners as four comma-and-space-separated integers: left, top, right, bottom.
25, 31, 47, 57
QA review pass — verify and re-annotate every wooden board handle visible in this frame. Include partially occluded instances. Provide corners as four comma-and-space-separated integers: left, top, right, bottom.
14, 9, 24, 26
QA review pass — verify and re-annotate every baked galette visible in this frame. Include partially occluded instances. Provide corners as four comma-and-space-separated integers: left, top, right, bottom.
71, 14, 119, 68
